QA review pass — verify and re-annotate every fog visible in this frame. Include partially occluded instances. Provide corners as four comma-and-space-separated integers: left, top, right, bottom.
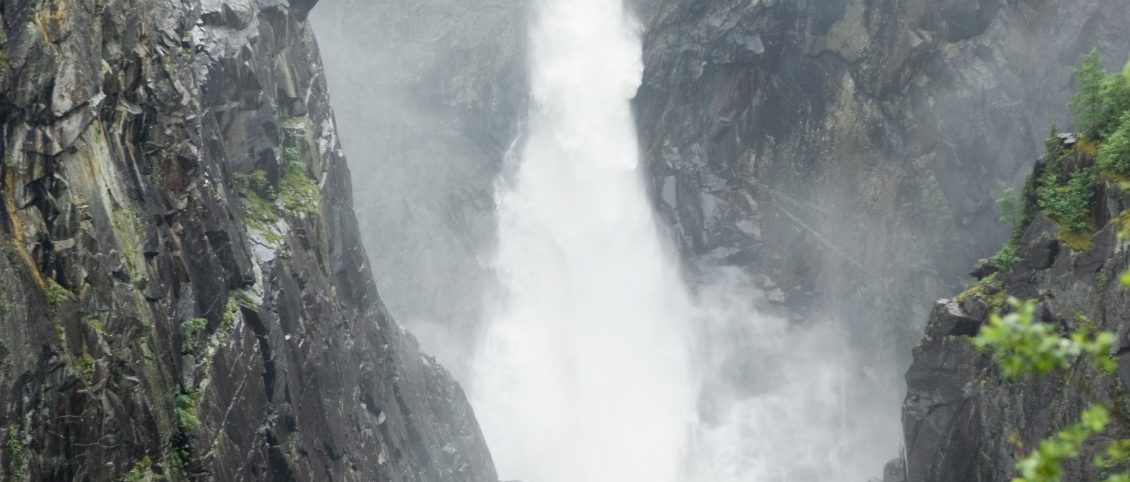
312, 0, 900, 480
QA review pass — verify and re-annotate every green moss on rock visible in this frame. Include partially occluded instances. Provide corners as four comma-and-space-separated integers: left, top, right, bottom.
279, 157, 320, 217
6, 426, 28, 480
121, 456, 155, 482
45, 278, 70, 312
181, 317, 208, 354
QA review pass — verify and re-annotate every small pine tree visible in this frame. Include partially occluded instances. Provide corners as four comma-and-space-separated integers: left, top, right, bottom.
1044, 126, 1066, 164
1071, 50, 1109, 140
1102, 60, 1130, 129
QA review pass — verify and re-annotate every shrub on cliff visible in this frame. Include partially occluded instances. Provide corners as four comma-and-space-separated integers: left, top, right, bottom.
1099, 113, 1130, 176
974, 280, 1130, 481
975, 297, 1124, 482
1037, 165, 1096, 235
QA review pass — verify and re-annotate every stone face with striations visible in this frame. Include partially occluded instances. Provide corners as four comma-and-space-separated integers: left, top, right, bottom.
0, 0, 496, 480
902, 160, 1130, 481
629, 0, 1130, 370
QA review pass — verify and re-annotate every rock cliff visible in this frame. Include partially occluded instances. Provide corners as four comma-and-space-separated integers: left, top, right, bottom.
626, 0, 1130, 478
631, 0, 1130, 375
902, 141, 1130, 481
0, 0, 496, 480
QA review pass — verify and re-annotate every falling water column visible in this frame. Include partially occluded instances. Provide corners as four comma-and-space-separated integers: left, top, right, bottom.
468, 1, 698, 481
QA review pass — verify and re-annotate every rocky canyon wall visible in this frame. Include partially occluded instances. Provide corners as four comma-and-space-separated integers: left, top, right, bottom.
0, 0, 496, 480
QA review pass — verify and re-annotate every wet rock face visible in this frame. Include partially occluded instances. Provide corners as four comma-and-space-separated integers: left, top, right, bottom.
629, 0, 1130, 376
901, 165, 1130, 481
0, 0, 496, 480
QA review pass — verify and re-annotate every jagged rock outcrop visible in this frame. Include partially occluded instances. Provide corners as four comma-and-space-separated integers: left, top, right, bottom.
902, 155, 1130, 481
629, 0, 1130, 372
0, 0, 496, 480
622, 1, 1130, 477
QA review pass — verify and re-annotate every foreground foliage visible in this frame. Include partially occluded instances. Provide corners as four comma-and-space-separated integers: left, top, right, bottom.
974, 295, 1125, 481
973, 298, 1115, 380
975, 51, 1130, 480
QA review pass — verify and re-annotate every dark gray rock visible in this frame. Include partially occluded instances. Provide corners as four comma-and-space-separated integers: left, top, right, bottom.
0, 0, 496, 480
925, 299, 984, 338
630, 0, 1130, 382
971, 258, 999, 279
620, 3, 1130, 480
883, 457, 907, 482
901, 164, 1130, 481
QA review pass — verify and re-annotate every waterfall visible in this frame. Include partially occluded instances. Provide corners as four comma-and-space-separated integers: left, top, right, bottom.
467, 1, 698, 481
467, 0, 901, 480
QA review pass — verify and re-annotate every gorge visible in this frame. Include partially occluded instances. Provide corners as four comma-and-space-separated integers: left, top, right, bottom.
3, 0, 1130, 480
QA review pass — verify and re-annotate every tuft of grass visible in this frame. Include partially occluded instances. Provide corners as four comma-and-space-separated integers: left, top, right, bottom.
75, 354, 95, 381
45, 279, 70, 311
955, 273, 1007, 313
234, 169, 271, 196
175, 390, 201, 431
279, 158, 320, 217
233, 146, 320, 240
180, 318, 208, 354
1078, 137, 1101, 158
995, 238, 1021, 273
1057, 227, 1095, 252
123, 456, 154, 482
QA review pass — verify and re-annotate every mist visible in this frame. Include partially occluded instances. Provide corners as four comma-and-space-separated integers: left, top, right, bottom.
5, 0, 1127, 478
310, 0, 918, 480
468, 1, 695, 479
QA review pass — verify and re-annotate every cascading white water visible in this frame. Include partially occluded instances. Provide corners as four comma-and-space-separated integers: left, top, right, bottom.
467, 1, 698, 481
468, 0, 901, 480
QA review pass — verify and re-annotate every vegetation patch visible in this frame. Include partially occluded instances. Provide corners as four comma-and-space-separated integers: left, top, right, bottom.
961, 49, 1130, 482
45, 279, 70, 312
75, 353, 95, 382
279, 149, 320, 217
1016, 405, 1111, 482
1056, 226, 1095, 252
994, 236, 1021, 273
123, 456, 155, 482
181, 317, 208, 354
6, 426, 28, 479
236, 171, 280, 225
956, 273, 1007, 312
1100, 113, 1130, 177
233, 147, 320, 245
1037, 164, 1096, 247
974, 298, 1115, 380
970, 260, 1130, 481
175, 389, 201, 431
